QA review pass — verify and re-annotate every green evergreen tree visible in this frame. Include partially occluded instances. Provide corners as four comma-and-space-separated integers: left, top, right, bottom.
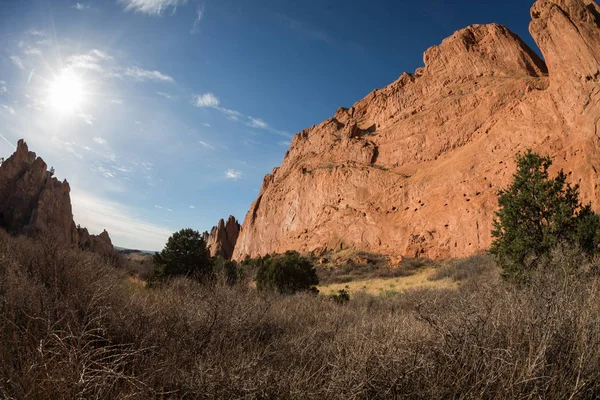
491, 150, 600, 282
152, 228, 211, 281
255, 251, 319, 295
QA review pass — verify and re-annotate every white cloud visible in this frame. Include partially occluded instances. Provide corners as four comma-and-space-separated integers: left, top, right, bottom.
1, 105, 16, 115
27, 29, 45, 37
192, 94, 293, 138
225, 169, 241, 180
191, 4, 204, 34
73, 3, 90, 10
66, 50, 111, 72
193, 92, 220, 107
23, 48, 42, 56
278, 140, 291, 146
79, 113, 95, 126
0, 81, 7, 94
248, 117, 268, 129
125, 66, 174, 83
198, 139, 214, 150
189, 205, 195, 209
10, 56, 24, 70
220, 108, 243, 121
93, 137, 107, 145
154, 205, 163, 209
113, 165, 132, 173
202, 122, 210, 127
157, 91, 172, 99
72, 191, 173, 251
111, 99, 123, 104
119, 0, 189, 16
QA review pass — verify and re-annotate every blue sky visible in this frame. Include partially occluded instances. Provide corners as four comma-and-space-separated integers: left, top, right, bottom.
0, 0, 540, 250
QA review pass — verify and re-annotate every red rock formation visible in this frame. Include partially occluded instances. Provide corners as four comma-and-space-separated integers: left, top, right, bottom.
0, 139, 115, 255
203, 216, 240, 259
233, 0, 600, 260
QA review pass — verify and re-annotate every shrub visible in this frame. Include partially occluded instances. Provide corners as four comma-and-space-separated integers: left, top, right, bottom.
152, 228, 211, 282
329, 289, 350, 304
255, 251, 319, 294
491, 150, 600, 282
213, 257, 240, 285
4, 230, 600, 398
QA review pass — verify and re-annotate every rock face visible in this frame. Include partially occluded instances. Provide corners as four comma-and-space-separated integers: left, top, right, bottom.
0, 139, 115, 255
77, 227, 115, 257
233, 0, 600, 260
203, 216, 240, 259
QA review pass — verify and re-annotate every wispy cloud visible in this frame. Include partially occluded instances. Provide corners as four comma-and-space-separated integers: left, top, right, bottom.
191, 3, 204, 34
225, 169, 241, 180
72, 191, 173, 250
27, 29, 45, 37
23, 48, 42, 56
248, 117, 268, 129
125, 66, 174, 83
0, 81, 7, 94
111, 99, 123, 104
278, 140, 291, 146
189, 205, 195, 209
66, 49, 111, 72
119, 0, 189, 16
79, 113, 95, 125
157, 91, 172, 99
73, 3, 90, 10
93, 137, 107, 145
10, 56, 24, 70
198, 139, 214, 150
192, 92, 292, 138
202, 122, 210, 127
193, 92, 220, 107
1, 105, 16, 115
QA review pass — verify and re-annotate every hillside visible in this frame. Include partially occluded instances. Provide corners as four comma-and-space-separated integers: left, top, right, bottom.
233, 0, 600, 260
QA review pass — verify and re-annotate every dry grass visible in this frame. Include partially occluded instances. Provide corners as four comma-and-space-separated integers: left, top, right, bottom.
2, 230, 600, 399
318, 267, 458, 295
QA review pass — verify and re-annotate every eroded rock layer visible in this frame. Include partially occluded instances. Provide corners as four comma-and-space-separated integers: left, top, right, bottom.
233, 0, 600, 260
0, 139, 115, 255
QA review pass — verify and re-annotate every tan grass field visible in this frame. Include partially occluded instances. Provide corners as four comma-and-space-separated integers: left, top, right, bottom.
318, 267, 458, 295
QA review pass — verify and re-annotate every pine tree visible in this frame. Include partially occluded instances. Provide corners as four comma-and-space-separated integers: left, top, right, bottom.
491, 150, 600, 282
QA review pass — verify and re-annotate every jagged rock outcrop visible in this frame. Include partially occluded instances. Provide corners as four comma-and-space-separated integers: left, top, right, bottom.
77, 227, 115, 257
0, 139, 115, 255
203, 216, 240, 259
233, 0, 600, 260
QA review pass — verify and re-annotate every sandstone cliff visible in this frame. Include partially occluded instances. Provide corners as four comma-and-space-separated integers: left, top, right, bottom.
233, 0, 600, 260
0, 139, 115, 255
203, 216, 240, 260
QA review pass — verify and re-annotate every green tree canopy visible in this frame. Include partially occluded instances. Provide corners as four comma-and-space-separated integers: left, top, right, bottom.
153, 228, 211, 281
255, 251, 319, 295
491, 150, 600, 282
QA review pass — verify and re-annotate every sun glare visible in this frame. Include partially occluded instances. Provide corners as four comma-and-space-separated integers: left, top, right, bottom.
47, 69, 85, 114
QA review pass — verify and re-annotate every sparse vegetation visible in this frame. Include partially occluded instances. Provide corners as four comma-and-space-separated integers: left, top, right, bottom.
3, 229, 600, 398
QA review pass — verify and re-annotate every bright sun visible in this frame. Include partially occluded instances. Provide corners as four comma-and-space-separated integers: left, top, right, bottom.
47, 69, 85, 114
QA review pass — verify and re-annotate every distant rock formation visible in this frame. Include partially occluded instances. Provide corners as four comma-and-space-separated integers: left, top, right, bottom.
77, 227, 115, 257
233, 0, 600, 260
0, 139, 115, 255
202, 216, 240, 260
